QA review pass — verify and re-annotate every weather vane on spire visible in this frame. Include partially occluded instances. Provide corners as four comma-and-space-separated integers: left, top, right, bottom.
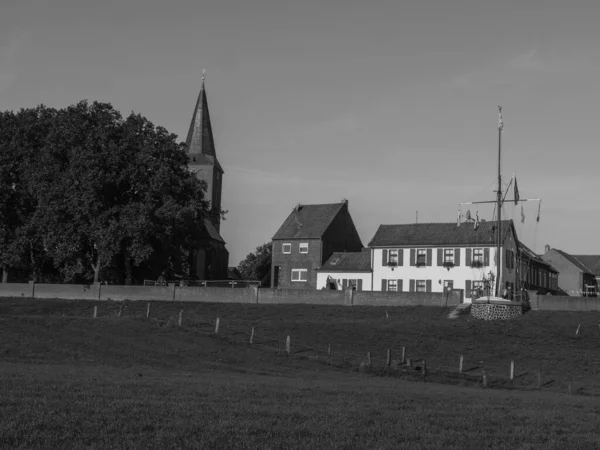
202, 69, 206, 81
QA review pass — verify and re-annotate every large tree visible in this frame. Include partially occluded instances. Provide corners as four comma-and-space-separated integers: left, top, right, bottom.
237, 242, 272, 286
0, 101, 212, 284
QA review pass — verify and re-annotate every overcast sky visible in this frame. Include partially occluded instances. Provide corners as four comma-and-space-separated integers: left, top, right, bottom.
2, 0, 600, 265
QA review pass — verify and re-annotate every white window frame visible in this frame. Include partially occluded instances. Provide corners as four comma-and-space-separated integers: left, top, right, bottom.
291, 269, 308, 282
299, 242, 309, 254
282, 243, 291, 254
443, 249, 454, 264
472, 280, 484, 294
389, 249, 399, 265
416, 249, 427, 265
472, 248, 484, 262
387, 279, 398, 292
416, 280, 426, 292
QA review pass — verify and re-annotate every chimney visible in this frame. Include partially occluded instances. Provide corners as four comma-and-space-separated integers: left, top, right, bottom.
544, 244, 551, 253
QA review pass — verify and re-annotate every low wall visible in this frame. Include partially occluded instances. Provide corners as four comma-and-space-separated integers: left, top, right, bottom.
352, 291, 445, 307
3, 282, 598, 310
537, 295, 600, 312
258, 288, 347, 305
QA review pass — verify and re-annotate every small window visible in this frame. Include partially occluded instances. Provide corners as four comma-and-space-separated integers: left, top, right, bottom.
299, 242, 309, 254
389, 250, 398, 265
291, 269, 308, 282
443, 249, 454, 264
282, 243, 291, 254
330, 257, 340, 266
472, 248, 484, 262
416, 249, 427, 266
472, 280, 484, 296
416, 280, 427, 292
387, 280, 398, 292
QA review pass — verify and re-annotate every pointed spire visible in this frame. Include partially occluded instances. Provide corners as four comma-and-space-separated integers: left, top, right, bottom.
185, 70, 222, 171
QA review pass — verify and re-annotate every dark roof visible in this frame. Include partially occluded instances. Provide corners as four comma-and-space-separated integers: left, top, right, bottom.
368, 220, 515, 247
185, 81, 223, 173
318, 251, 372, 272
519, 241, 558, 273
227, 267, 241, 280
201, 218, 225, 244
551, 249, 595, 275
272, 202, 346, 240
572, 255, 600, 276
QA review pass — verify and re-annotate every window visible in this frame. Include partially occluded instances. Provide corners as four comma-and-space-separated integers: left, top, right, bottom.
348, 279, 358, 290
473, 248, 484, 263
389, 250, 399, 265
291, 269, 308, 282
443, 280, 454, 291
299, 242, 308, 254
506, 249, 515, 269
330, 257, 340, 266
282, 243, 291, 254
416, 249, 427, 266
416, 280, 427, 292
443, 249, 454, 264
387, 280, 398, 292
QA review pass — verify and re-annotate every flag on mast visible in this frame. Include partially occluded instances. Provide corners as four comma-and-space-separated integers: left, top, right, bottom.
521, 204, 525, 224
498, 106, 504, 131
514, 175, 520, 205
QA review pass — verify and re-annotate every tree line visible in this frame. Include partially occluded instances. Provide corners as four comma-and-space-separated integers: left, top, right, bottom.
0, 101, 214, 285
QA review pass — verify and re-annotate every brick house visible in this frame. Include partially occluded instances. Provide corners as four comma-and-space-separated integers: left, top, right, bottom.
271, 201, 363, 289
541, 248, 597, 296
368, 220, 519, 302
518, 242, 559, 294
316, 249, 372, 291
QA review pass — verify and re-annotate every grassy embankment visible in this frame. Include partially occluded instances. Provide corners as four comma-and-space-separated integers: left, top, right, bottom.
1, 298, 600, 448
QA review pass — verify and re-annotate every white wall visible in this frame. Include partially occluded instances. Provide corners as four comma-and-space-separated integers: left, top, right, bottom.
316, 272, 372, 291
371, 243, 519, 303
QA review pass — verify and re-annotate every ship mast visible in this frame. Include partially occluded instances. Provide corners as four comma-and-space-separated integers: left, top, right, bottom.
496, 106, 503, 296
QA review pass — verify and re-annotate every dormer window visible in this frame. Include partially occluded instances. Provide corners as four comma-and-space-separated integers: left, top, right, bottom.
330, 257, 340, 266
299, 242, 309, 254
282, 243, 291, 254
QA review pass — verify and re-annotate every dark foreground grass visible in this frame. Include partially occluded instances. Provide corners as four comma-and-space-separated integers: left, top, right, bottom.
2, 299, 600, 448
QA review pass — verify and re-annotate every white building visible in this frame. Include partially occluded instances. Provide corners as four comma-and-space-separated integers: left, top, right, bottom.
368, 220, 519, 302
316, 250, 372, 291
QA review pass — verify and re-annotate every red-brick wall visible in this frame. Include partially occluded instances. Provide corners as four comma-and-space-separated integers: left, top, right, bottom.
271, 239, 322, 289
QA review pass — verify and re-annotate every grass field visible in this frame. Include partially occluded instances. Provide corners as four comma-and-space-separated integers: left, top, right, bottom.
1, 298, 600, 448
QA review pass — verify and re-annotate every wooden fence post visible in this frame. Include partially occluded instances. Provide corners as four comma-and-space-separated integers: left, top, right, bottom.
146, 302, 151, 320
93, 306, 98, 318
386, 349, 391, 366
459, 355, 463, 374
510, 360, 515, 381
178, 310, 183, 327
406, 357, 412, 368
366, 352, 372, 367
286, 335, 291, 355
401, 346, 406, 364
250, 327, 255, 345
422, 360, 427, 376
215, 317, 220, 334
117, 304, 123, 318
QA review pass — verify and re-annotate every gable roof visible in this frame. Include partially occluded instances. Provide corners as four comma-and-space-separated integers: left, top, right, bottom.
519, 241, 558, 273
368, 220, 516, 247
272, 202, 346, 240
572, 255, 600, 276
185, 80, 223, 173
551, 249, 595, 275
318, 251, 372, 272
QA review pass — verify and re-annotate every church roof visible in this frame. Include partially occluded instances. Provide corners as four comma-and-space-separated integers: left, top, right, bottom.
201, 217, 225, 244
272, 202, 347, 240
185, 80, 223, 173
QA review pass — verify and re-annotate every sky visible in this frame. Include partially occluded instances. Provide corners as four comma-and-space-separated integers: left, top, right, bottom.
2, 0, 600, 266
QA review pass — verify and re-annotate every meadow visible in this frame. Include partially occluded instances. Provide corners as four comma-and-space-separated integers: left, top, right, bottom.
1, 298, 600, 448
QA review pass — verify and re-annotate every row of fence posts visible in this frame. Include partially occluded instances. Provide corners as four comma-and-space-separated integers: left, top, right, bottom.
90, 305, 575, 394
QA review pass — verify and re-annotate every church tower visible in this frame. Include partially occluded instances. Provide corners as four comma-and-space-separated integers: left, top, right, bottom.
185, 73, 224, 232
185, 72, 228, 280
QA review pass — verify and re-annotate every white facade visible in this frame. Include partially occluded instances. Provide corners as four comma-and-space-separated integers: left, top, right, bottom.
316, 272, 372, 291
371, 236, 519, 303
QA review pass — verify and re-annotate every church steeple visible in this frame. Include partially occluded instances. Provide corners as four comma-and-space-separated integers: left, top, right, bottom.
185, 71, 223, 172
186, 71, 224, 232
